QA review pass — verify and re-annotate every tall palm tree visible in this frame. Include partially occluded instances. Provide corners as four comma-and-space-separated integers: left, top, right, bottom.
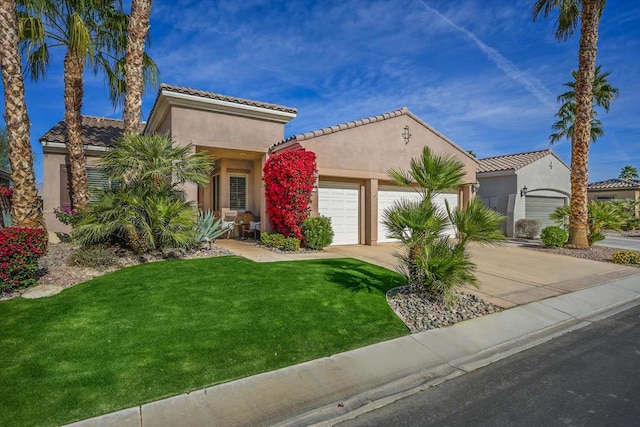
19, 0, 129, 212
550, 65, 618, 144
0, 0, 42, 228
619, 165, 639, 180
532, 0, 607, 249
123, 0, 152, 134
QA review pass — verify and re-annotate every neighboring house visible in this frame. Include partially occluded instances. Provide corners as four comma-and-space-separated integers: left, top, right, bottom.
477, 149, 570, 237
588, 178, 640, 217
588, 178, 640, 202
40, 84, 478, 245
0, 168, 10, 187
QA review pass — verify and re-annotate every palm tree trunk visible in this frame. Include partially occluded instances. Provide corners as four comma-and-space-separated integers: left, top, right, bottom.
123, 0, 152, 134
0, 0, 42, 228
567, 0, 601, 249
63, 49, 90, 211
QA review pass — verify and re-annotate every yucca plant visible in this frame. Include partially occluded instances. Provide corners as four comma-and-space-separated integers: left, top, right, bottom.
383, 147, 505, 305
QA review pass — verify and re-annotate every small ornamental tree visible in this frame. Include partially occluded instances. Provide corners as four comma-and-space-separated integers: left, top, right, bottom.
263, 150, 317, 240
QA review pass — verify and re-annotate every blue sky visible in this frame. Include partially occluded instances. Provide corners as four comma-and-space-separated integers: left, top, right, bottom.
5, 0, 640, 183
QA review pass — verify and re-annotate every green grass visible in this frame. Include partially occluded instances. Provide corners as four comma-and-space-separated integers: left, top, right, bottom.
0, 256, 408, 427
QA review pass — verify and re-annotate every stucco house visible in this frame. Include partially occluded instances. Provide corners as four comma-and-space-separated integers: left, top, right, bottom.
477, 149, 570, 237
40, 83, 478, 245
587, 179, 640, 202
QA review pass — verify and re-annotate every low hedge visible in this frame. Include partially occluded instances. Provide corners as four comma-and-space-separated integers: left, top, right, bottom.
0, 227, 48, 291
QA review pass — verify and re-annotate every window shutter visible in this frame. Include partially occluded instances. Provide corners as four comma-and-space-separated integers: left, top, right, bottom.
229, 175, 247, 210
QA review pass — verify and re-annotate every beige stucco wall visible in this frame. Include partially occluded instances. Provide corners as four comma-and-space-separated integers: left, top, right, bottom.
42, 150, 104, 233
298, 114, 477, 184
168, 106, 284, 152
587, 189, 639, 201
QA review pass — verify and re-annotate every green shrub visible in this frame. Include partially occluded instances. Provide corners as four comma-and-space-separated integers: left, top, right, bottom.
67, 245, 119, 269
611, 250, 640, 265
540, 226, 568, 248
515, 219, 541, 239
302, 216, 334, 250
282, 237, 301, 251
260, 232, 286, 248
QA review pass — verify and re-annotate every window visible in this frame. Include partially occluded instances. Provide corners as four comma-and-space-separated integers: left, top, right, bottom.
229, 175, 247, 211
596, 195, 615, 201
60, 165, 116, 208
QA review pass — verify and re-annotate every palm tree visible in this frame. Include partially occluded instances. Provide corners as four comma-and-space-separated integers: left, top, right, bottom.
74, 134, 213, 252
619, 165, 639, 180
19, 0, 129, 212
0, 126, 10, 171
550, 65, 617, 144
383, 147, 505, 304
123, 0, 152, 135
532, 0, 607, 249
0, 0, 42, 228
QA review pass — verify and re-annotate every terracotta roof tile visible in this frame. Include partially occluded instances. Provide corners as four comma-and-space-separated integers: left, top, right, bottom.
39, 116, 143, 148
271, 108, 408, 150
157, 83, 297, 114
477, 149, 557, 173
588, 178, 640, 190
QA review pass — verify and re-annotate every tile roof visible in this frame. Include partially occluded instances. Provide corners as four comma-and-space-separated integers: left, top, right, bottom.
39, 116, 143, 148
588, 178, 640, 190
270, 107, 476, 164
277, 108, 407, 146
478, 149, 561, 173
156, 83, 298, 114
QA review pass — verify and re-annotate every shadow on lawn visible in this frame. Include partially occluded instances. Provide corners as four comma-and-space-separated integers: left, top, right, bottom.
320, 258, 405, 294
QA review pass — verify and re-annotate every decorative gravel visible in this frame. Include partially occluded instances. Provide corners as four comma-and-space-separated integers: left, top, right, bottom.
387, 286, 503, 333
528, 243, 640, 267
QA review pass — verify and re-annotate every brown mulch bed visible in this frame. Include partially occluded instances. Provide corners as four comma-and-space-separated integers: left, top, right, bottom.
0, 242, 233, 301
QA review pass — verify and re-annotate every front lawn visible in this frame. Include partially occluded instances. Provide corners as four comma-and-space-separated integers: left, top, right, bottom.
0, 256, 408, 427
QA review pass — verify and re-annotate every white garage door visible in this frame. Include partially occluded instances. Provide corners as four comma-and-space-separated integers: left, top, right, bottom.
525, 196, 566, 230
318, 183, 359, 245
378, 187, 458, 243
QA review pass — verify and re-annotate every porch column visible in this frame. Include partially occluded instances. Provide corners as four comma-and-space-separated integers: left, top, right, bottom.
364, 178, 378, 245
260, 154, 269, 232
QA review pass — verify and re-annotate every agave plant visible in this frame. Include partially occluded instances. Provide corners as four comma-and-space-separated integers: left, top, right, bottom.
195, 210, 228, 248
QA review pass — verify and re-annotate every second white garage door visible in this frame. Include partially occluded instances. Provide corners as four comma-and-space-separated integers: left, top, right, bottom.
525, 196, 566, 230
318, 183, 359, 245
378, 188, 458, 243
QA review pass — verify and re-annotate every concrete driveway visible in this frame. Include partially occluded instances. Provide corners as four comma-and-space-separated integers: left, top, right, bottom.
217, 239, 640, 309
326, 242, 640, 308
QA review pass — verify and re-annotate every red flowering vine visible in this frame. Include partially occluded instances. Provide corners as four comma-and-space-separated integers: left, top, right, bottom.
263, 150, 317, 240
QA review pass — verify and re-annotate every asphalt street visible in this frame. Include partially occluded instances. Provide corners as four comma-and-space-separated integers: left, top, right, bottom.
338, 304, 640, 427
596, 235, 640, 251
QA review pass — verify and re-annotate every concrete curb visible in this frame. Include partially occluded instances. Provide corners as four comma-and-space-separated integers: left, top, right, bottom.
65, 275, 640, 427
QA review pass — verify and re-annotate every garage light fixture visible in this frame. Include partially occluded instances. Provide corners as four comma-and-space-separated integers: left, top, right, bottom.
472, 181, 480, 192
520, 185, 528, 197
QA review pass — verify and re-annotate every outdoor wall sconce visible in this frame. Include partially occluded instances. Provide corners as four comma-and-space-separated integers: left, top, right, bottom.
521, 185, 528, 197
402, 125, 411, 144
472, 181, 480, 192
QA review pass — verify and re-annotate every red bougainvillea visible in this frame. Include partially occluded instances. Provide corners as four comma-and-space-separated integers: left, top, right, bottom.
263, 150, 317, 240
0, 227, 48, 291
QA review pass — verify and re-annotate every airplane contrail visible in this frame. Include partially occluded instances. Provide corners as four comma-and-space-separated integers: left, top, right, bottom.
419, 1, 556, 108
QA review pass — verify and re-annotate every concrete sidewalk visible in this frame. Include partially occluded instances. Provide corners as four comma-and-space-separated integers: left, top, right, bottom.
66, 241, 640, 427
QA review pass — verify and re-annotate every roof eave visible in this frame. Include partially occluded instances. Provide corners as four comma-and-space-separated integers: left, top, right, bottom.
146, 88, 297, 134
